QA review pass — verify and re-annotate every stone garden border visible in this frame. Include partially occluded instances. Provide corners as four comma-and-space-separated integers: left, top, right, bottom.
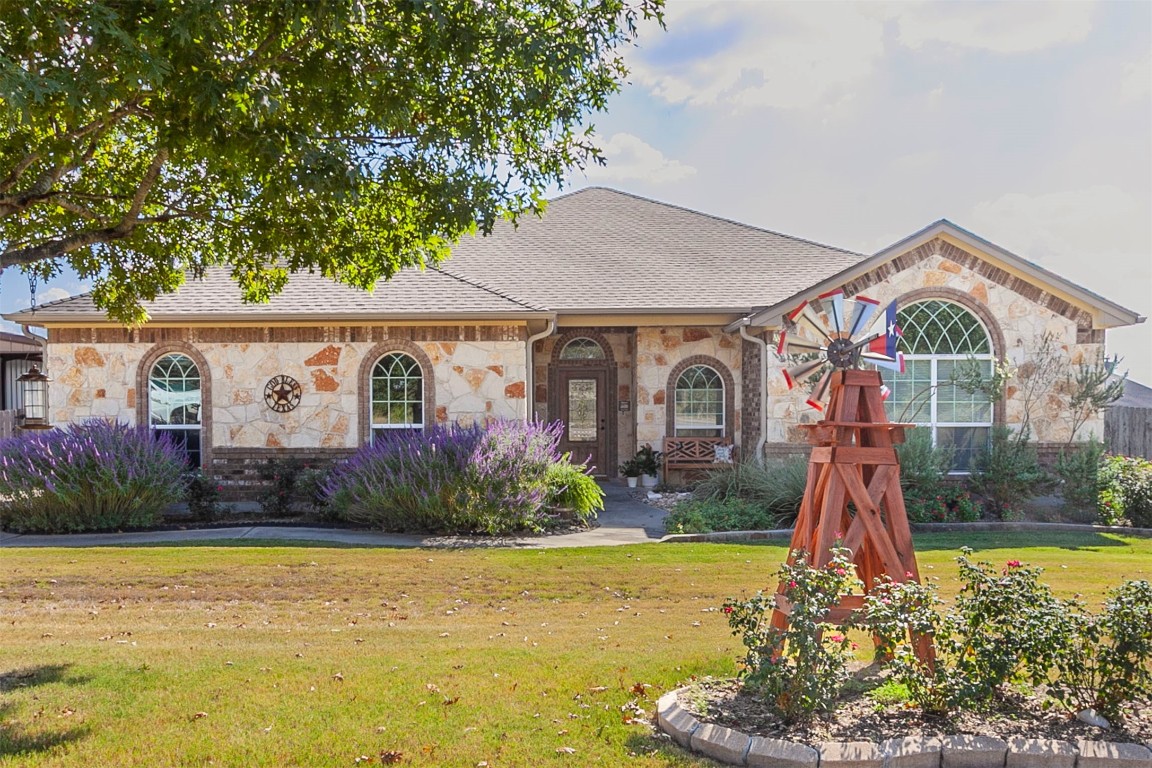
657, 523, 1152, 766
656, 690, 1152, 767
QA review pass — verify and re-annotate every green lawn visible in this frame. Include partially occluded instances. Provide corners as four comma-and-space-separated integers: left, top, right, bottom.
1, 532, 1148, 767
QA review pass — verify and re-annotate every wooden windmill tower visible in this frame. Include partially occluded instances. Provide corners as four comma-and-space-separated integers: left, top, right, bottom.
771, 290, 932, 661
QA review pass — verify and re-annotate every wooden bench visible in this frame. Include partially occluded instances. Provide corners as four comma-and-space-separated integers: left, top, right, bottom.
662, 437, 736, 481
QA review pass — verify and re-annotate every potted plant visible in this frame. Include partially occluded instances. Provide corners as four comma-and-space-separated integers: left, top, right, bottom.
619, 458, 642, 488
635, 444, 662, 488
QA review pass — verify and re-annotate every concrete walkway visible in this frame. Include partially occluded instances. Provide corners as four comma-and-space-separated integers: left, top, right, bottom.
0, 482, 670, 549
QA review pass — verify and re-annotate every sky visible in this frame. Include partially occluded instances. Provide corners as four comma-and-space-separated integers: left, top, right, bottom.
4, 0, 1150, 382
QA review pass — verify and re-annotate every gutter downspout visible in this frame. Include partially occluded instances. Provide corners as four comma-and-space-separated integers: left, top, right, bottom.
524, 319, 556, 420
738, 321, 769, 464
20, 324, 47, 354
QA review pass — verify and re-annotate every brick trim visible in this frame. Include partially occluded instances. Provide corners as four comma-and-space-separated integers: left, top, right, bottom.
52, 325, 527, 345
664, 355, 736, 441
356, 340, 436, 445
549, 330, 617, 366
842, 236, 1098, 330
135, 341, 213, 471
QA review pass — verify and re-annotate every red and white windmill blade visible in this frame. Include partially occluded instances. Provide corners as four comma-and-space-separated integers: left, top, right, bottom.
776, 289, 904, 412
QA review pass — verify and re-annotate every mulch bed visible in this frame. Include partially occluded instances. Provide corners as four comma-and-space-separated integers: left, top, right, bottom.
676, 671, 1152, 746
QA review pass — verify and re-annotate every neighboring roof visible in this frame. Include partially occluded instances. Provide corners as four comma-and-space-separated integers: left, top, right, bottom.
5, 266, 548, 325
0, 331, 43, 355
1115, 377, 1152, 409
745, 219, 1145, 329
443, 187, 867, 313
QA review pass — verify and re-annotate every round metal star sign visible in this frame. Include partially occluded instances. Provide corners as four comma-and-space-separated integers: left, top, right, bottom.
264, 375, 302, 413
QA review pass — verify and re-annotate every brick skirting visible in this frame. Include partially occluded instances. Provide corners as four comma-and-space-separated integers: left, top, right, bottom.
211, 447, 355, 501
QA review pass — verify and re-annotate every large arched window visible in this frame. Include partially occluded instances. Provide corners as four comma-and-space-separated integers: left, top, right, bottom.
149, 352, 203, 467
881, 299, 994, 471
674, 364, 725, 437
370, 352, 424, 441
559, 337, 606, 360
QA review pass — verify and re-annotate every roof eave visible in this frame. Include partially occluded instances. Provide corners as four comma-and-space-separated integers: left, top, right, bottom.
4, 310, 555, 327
746, 220, 1145, 329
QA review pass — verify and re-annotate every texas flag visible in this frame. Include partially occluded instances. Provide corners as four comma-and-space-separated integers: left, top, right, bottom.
869, 300, 902, 359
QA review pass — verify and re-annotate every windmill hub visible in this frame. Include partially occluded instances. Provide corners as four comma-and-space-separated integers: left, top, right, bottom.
826, 337, 860, 369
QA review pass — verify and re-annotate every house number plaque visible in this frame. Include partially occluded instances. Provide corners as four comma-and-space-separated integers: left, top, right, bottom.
264, 375, 302, 413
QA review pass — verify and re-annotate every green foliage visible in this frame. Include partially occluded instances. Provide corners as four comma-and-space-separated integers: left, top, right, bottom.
544, 456, 603, 525
0, 420, 185, 533
864, 550, 1076, 714
295, 466, 335, 522
618, 457, 642, 477
904, 485, 981, 523
1053, 436, 1106, 512
633, 444, 662, 476
896, 428, 953, 498
692, 456, 808, 526
1098, 454, 1152, 528
1066, 355, 1126, 444
258, 458, 306, 517
184, 470, 223, 522
664, 497, 779, 534
969, 425, 1051, 519
724, 547, 862, 722
0, 0, 664, 322
1048, 580, 1152, 724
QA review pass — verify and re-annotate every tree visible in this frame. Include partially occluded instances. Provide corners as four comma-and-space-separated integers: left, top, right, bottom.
0, 0, 663, 323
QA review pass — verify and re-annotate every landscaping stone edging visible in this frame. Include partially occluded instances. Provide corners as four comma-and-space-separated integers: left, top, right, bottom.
659, 522, 1152, 545
655, 690, 1152, 768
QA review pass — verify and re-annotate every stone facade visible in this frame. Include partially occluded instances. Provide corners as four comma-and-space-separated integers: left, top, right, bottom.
763, 238, 1107, 455
48, 325, 529, 455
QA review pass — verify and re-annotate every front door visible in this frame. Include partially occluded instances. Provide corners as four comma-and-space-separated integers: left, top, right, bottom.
558, 368, 608, 476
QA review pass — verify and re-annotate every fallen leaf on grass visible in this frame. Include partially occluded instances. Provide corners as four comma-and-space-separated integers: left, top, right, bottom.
190, 712, 208, 721
380, 750, 404, 764
555, 747, 576, 754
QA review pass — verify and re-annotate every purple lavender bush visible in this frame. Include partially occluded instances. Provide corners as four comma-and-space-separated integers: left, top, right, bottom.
0, 420, 187, 533
324, 420, 565, 534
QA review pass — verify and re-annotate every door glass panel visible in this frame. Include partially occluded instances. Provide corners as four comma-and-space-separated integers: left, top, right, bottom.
567, 378, 597, 442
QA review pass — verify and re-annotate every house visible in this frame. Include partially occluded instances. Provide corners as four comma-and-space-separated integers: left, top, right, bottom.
5, 188, 1144, 494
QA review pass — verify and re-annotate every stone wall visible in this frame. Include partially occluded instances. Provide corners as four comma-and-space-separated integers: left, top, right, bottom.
634, 327, 742, 449
47, 325, 529, 452
765, 239, 1109, 447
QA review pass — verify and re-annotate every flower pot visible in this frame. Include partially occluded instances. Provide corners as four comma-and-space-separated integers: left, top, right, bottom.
626, 476, 638, 488
641, 473, 658, 488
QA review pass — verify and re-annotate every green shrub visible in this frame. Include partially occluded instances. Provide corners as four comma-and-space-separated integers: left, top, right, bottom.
693, 456, 808, 526
544, 456, 603, 525
1049, 579, 1152, 724
295, 466, 335, 521
1053, 436, 1106, 512
184, 470, 223, 522
1099, 454, 1152, 528
904, 485, 980, 523
896, 429, 953, 501
258, 458, 305, 517
724, 546, 862, 722
0, 420, 186, 533
969, 425, 1051, 519
664, 497, 779, 534
864, 550, 1076, 714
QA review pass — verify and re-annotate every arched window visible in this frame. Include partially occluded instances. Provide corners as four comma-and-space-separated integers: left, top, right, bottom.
559, 337, 606, 360
882, 299, 994, 471
370, 352, 424, 441
674, 365, 725, 437
149, 352, 202, 467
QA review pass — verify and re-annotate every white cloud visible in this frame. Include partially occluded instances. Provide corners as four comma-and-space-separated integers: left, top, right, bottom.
1120, 52, 1152, 102
892, 1, 1095, 54
36, 287, 73, 305
631, 2, 885, 111
970, 185, 1143, 260
584, 133, 696, 184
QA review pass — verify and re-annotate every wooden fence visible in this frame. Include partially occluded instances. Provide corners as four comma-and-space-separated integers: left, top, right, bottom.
1105, 406, 1152, 459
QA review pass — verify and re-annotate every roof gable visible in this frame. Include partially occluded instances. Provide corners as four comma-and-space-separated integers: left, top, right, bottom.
745, 219, 1144, 330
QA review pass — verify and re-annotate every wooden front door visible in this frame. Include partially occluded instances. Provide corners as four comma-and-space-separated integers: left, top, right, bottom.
557, 368, 608, 476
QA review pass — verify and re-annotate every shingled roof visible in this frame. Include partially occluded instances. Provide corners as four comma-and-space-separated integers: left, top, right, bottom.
445, 187, 868, 313
9, 265, 547, 324
7, 187, 869, 324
